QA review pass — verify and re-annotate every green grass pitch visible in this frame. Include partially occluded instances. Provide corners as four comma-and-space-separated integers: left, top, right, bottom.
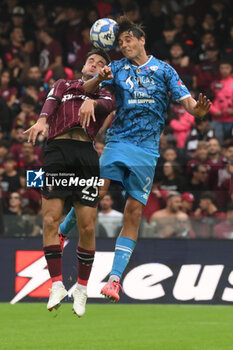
1, 303, 233, 350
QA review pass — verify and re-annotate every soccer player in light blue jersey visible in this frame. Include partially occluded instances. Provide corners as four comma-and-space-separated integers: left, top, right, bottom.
59, 16, 211, 302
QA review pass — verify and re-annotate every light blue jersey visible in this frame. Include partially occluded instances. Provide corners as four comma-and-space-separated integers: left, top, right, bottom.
101, 55, 190, 154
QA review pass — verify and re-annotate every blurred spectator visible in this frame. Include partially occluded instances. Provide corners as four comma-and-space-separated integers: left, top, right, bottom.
20, 66, 48, 105
186, 164, 208, 208
63, 4, 86, 66
98, 193, 123, 237
0, 96, 11, 133
4, 191, 23, 215
161, 146, 179, 162
222, 24, 233, 62
181, 192, 195, 215
17, 141, 42, 171
213, 203, 233, 239
151, 24, 178, 60
0, 140, 9, 173
12, 95, 39, 132
207, 137, 223, 166
209, 60, 233, 143
192, 31, 216, 63
44, 65, 74, 85
0, 154, 20, 194
144, 0, 168, 51
67, 26, 92, 67
38, 27, 62, 73
185, 116, 215, 156
193, 191, 225, 238
195, 42, 220, 94
187, 141, 209, 174
150, 191, 192, 238
10, 6, 35, 43
168, 42, 197, 89
194, 191, 225, 218
169, 104, 195, 148
160, 161, 184, 192
201, 12, 218, 36
0, 69, 18, 107
124, 2, 141, 24
10, 125, 43, 163
142, 181, 168, 223
3, 26, 29, 78
18, 172, 41, 214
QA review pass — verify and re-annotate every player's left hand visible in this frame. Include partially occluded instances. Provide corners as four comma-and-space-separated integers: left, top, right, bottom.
194, 93, 211, 119
79, 99, 96, 128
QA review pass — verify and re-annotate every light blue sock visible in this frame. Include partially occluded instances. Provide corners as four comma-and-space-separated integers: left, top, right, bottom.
59, 207, 77, 236
110, 236, 136, 281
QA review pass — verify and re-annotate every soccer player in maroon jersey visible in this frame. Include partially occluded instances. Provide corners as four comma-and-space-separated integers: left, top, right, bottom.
24, 49, 115, 316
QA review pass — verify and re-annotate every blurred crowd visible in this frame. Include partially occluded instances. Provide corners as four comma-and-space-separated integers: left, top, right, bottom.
0, 0, 233, 238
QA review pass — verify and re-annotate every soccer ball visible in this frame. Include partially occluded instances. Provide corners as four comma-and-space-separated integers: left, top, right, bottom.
90, 18, 118, 51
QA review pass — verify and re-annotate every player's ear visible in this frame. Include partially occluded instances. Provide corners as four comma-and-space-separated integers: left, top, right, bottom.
140, 36, 145, 46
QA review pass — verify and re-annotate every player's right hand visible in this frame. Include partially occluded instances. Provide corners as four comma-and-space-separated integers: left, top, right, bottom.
98, 65, 113, 82
24, 118, 47, 145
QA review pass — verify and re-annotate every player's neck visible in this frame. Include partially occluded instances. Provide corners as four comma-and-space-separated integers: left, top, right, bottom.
130, 51, 149, 67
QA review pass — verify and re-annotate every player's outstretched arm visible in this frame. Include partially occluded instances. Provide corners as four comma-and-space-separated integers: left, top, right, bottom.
24, 117, 47, 145
83, 66, 113, 93
180, 93, 211, 119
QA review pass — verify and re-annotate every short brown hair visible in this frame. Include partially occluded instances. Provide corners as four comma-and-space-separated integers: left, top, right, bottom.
86, 48, 110, 65
117, 15, 145, 40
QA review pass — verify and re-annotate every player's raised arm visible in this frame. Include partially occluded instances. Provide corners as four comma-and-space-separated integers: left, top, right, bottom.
180, 93, 211, 119
83, 65, 113, 93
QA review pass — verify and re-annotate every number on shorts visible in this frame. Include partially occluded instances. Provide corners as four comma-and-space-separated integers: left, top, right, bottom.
143, 177, 151, 193
82, 185, 98, 197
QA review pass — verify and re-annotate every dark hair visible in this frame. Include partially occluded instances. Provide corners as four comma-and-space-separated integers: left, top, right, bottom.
117, 15, 145, 40
86, 48, 110, 65
3, 153, 15, 162
192, 163, 206, 173
40, 27, 55, 38
22, 95, 36, 107
200, 191, 216, 204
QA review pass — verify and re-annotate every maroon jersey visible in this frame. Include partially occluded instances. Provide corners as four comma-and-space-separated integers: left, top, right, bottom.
0, 87, 17, 102
39, 40, 62, 71
40, 79, 115, 141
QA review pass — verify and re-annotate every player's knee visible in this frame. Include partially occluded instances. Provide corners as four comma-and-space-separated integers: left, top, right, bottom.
79, 222, 95, 239
125, 203, 143, 224
43, 213, 60, 232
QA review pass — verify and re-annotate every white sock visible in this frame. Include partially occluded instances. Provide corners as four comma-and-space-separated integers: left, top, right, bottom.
52, 281, 63, 287
76, 283, 87, 291
109, 275, 120, 283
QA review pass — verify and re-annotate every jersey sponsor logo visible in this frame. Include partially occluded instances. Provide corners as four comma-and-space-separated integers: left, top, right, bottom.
128, 98, 155, 104
126, 76, 155, 90
61, 94, 90, 102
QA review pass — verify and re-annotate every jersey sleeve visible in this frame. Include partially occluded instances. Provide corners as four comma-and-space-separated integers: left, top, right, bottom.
39, 79, 66, 119
165, 64, 191, 102
100, 62, 116, 89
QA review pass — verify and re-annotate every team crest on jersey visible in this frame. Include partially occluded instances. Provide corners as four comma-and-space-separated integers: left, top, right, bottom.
150, 65, 158, 72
